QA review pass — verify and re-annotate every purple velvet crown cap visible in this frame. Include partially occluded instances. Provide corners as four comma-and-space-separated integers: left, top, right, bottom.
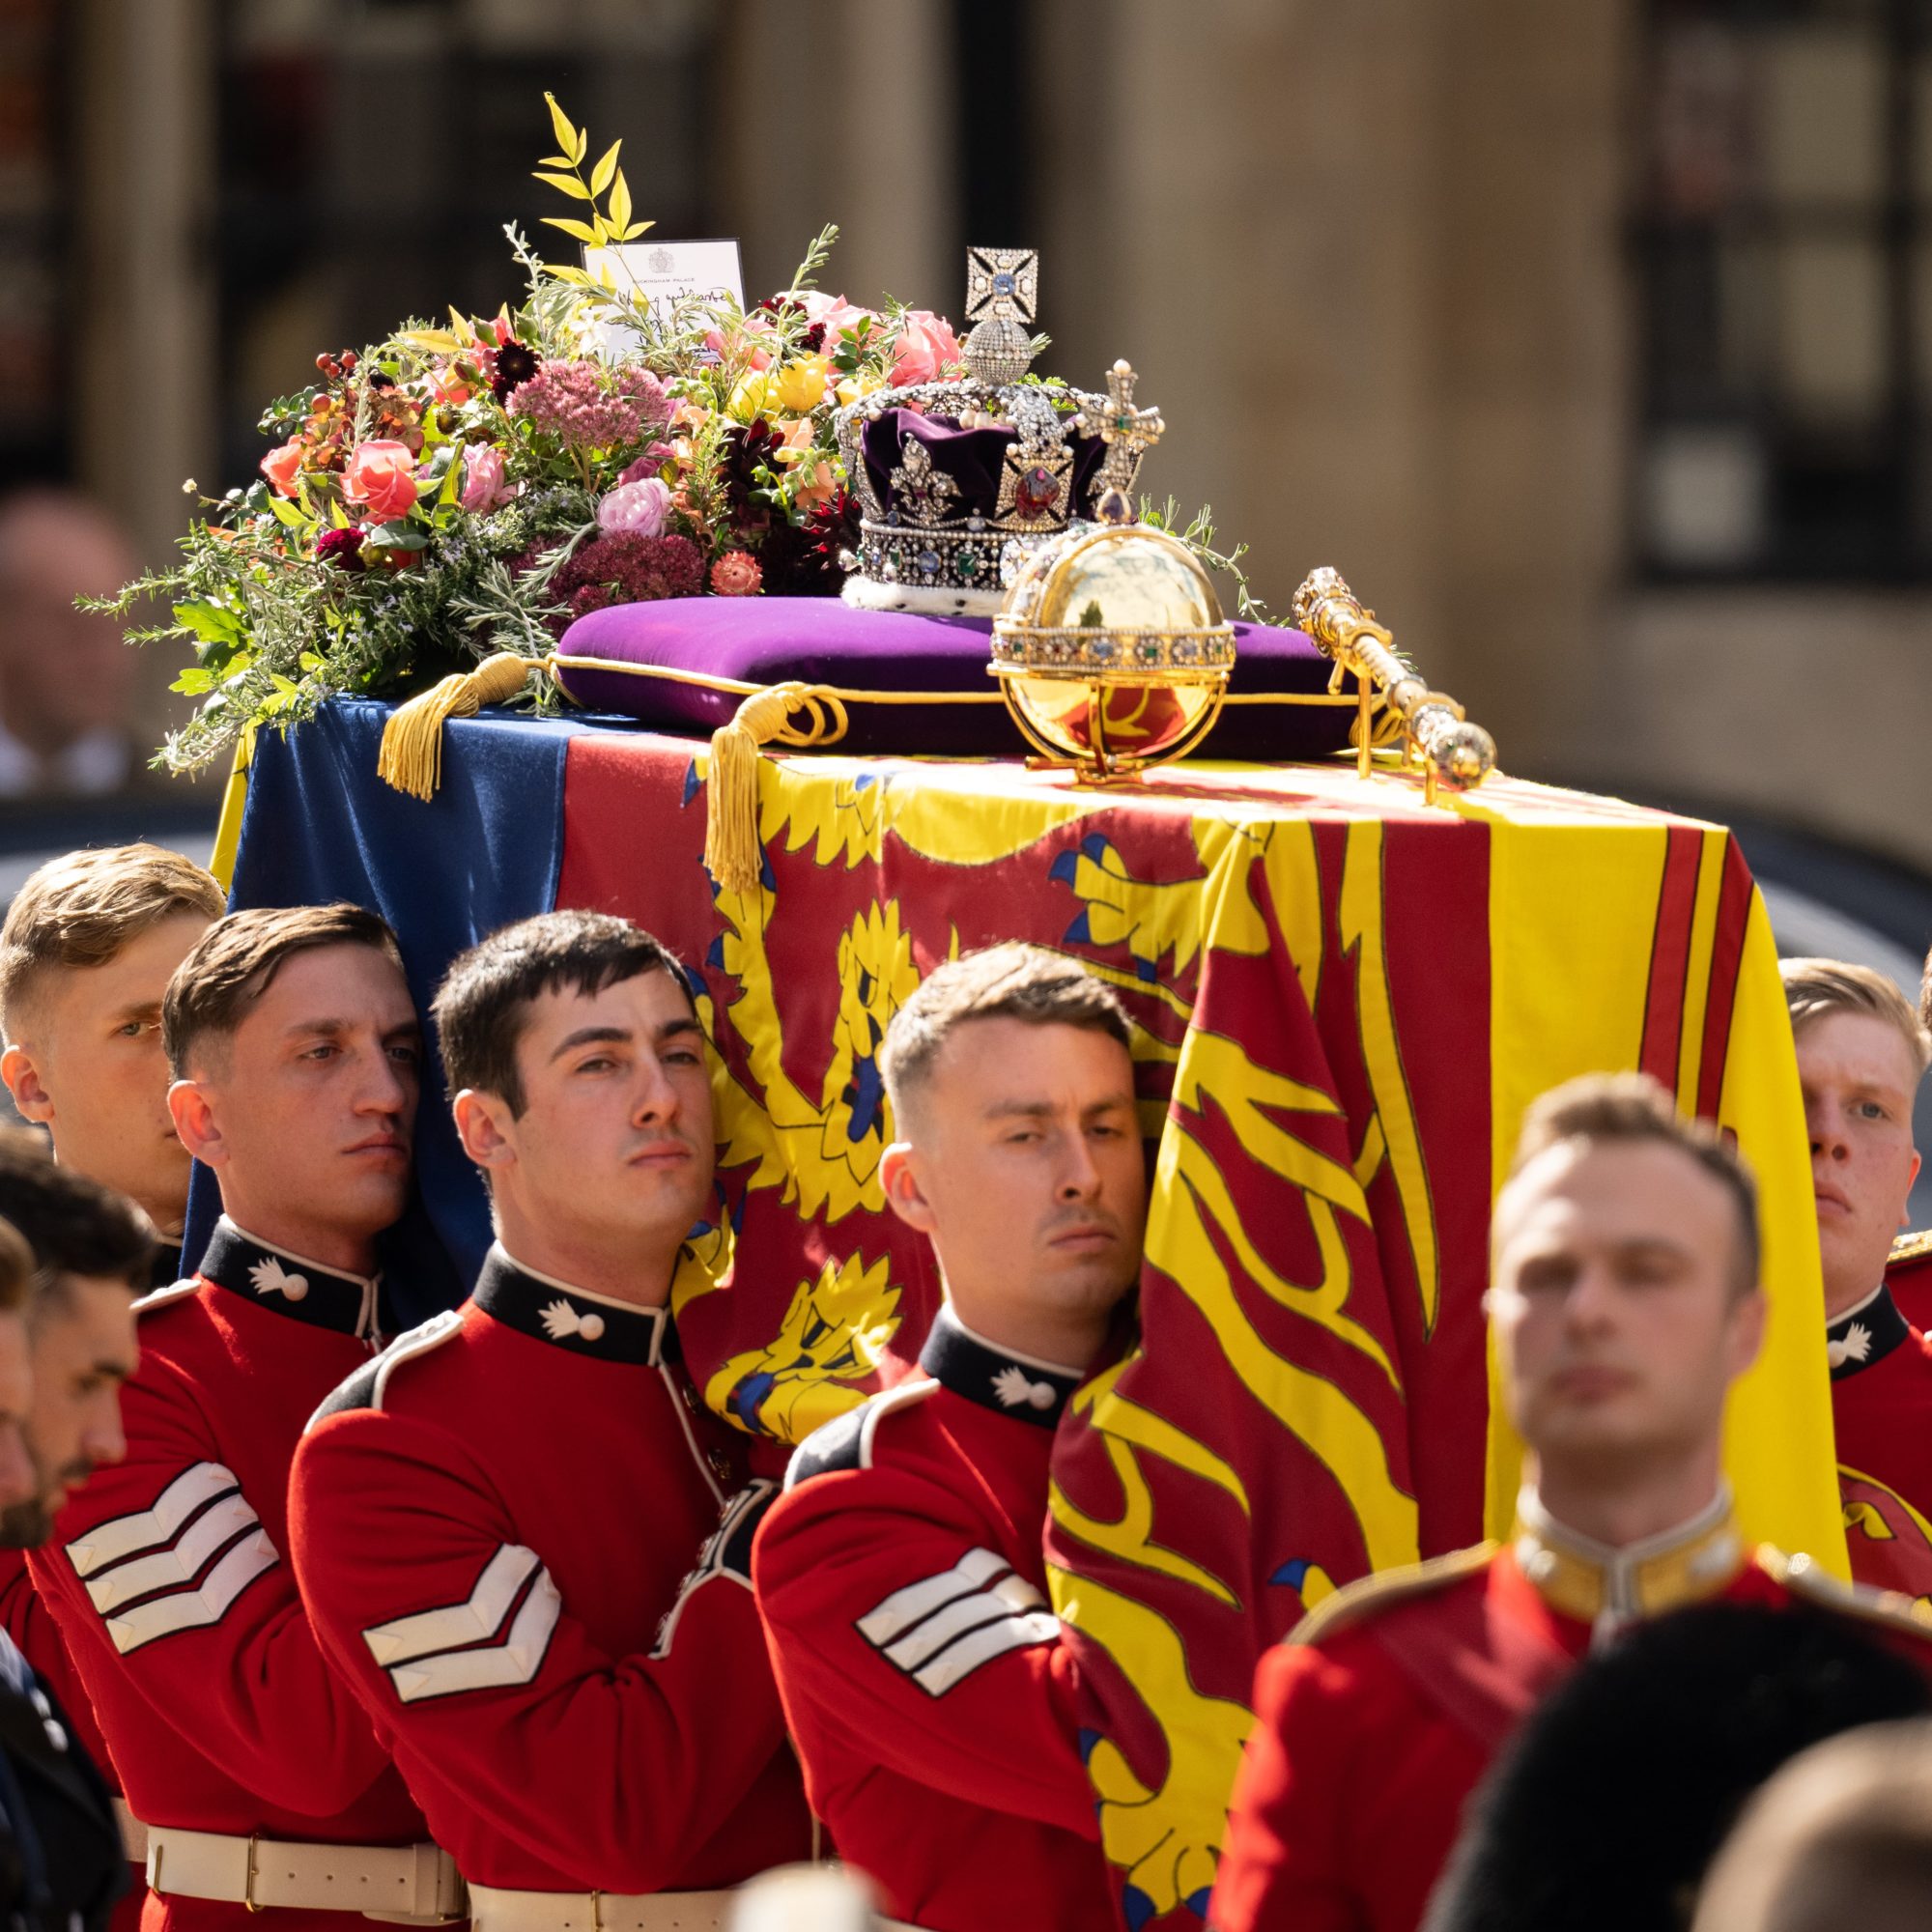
552, 595, 1351, 761
859, 409, 1108, 524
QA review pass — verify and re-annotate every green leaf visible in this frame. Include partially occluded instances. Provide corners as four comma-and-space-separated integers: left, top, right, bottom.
620, 219, 654, 241
539, 154, 574, 170
268, 495, 307, 530
171, 668, 216, 696
573, 125, 587, 163
532, 171, 591, 201
402, 328, 465, 354
172, 599, 242, 647
541, 215, 601, 244
364, 522, 429, 552
609, 171, 633, 235
545, 92, 578, 156
589, 140, 620, 196
298, 652, 325, 673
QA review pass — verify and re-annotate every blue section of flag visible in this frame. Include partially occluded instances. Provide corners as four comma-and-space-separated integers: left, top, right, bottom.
185, 698, 582, 1322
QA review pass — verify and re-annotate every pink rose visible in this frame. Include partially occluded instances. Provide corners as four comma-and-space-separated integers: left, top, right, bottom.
260, 441, 303, 498
710, 551, 762, 597
889, 309, 962, 386
460, 445, 511, 514
597, 477, 672, 536
801, 292, 874, 344
342, 440, 420, 523
703, 315, 774, 372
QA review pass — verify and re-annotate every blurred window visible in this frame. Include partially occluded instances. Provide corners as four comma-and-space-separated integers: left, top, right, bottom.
213, 0, 716, 492
1636, 0, 1932, 579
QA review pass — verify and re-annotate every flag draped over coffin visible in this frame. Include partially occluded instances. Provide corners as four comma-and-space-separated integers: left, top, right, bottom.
220, 704, 1841, 1932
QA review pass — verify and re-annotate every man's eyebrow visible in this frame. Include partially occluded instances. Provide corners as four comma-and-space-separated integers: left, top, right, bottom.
551, 1025, 631, 1062
111, 999, 162, 1026
656, 1015, 702, 1042
282, 1016, 350, 1039
983, 1099, 1055, 1120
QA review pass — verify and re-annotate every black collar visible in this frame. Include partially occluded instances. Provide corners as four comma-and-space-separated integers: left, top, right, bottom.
200, 1218, 383, 1343
1828, 1283, 1914, 1382
918, 1306, 1084, 1429
473, 1247, 672, 1366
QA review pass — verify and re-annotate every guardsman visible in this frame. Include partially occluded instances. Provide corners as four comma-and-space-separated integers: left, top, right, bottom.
0, 1135, 148, 1931
1884, 945, 1932, 1334
1209, 1072, 1903, 1932
753, 945, 1146, 1932
0, 844, 223, 1905
26, 904, 450, 1932
0, 845, 224, 1293
290, 911, 810, 1932
1780, 960, 1932, 1599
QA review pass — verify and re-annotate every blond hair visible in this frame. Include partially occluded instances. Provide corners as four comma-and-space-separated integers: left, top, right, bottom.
0, 844, 223, 1038
878, 945, 1131, 1129
1782, 956, 1932, 1078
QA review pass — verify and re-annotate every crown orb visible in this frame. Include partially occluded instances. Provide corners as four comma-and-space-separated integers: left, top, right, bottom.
962, 314, 1035, 386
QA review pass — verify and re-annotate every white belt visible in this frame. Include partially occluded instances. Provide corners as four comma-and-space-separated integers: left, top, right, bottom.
111, 1798, 148, 1864
466, 1885, 739, 1932
147, 1825, 466, 1923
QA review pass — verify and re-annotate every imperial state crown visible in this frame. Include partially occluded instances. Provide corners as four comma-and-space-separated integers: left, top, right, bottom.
834, 247, 1164, 615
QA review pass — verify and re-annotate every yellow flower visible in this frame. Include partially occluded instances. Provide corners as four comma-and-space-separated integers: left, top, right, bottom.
771, 356, 830, 414
727, 370, 779, 423
836, 371, 885, 408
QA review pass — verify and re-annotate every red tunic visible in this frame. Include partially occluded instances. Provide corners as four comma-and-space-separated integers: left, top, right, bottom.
1886, 1233, 1932, 1334
1829, 1284, 1932, 1601
753, 1306, 1110, 1932
24, 1222, 426, 1932
288, 1246, 810, 1894
1208, 1521, 1863, 1932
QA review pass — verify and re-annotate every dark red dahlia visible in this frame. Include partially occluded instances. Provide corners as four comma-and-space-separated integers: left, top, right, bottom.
314, 526, 366, 571
541, 532, 707, 637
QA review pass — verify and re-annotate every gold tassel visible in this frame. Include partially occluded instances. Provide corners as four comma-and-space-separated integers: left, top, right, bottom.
702, 683, 848, 895
376, 653, 543, 801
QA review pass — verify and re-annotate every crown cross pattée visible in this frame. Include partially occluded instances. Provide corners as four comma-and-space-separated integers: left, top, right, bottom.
964, 246, 1038, 326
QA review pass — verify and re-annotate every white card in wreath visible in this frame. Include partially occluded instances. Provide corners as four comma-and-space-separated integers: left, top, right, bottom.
584, 240, 746, 319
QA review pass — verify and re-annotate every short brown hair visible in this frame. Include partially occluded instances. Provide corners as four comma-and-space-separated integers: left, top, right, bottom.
1782, 956, 1932, 1079
878, 944, 1133, 1128
431, 910, 688, 1118
1503, 1071, 1761, 1293
0, 1126, 152, 1308
163, 903, 405, 1077
0, 844, 224, 1038
0, 1215, 34, 1321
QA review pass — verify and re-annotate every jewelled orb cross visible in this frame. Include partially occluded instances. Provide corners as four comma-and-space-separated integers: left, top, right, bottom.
1077, 359, 1165, 515
965, 246, 1038, 326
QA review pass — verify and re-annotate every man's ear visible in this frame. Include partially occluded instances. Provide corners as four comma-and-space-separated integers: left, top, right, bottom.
452, 1089, 517, 1173
168, 1078, 222, 1168
0, 1044, 52, 1128
880, 1142, 937, 1236
1726, 1284, 1768, 1385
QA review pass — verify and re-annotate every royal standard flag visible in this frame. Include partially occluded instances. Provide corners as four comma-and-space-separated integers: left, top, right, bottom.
218, 704, 1839, 1931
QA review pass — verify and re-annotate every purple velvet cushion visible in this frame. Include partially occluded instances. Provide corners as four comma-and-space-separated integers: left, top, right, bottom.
554, 596, 1352, 759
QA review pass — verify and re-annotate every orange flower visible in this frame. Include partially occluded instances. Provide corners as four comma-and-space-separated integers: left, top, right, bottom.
260, 441, 304, 498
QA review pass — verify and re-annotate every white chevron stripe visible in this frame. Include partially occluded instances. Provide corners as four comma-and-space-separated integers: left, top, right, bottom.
101, 1530, 278, 1655
855, 1548, 1009, 1646
83, 1492, 262, 1615
913, 1610, 1060, 1695
66, 1463, 240, 1577
882, 1589, 1023, 1672
361, 1545, 540, 1667
386, 1569, 561, 1704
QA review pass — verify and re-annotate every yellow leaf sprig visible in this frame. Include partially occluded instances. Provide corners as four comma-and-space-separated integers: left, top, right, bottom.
533, 93, 651, 272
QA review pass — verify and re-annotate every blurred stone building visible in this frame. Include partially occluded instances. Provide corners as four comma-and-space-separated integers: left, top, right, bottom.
15, 0, 1932, 870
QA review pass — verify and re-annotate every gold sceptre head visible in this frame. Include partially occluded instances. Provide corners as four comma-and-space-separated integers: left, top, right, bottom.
1290, 567, 1495, 805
